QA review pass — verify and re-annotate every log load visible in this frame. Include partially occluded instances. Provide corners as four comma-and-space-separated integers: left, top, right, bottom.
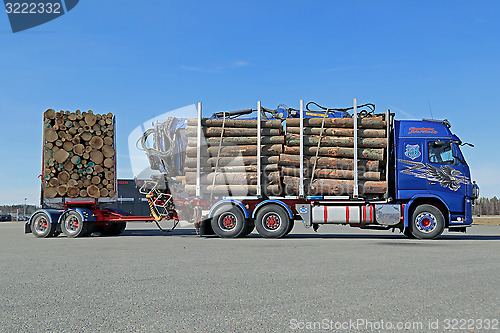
282, 176, 387, 196
42, 109, 116, 199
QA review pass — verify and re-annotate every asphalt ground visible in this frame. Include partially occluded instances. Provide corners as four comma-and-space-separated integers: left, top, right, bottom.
0, 222, 499, 332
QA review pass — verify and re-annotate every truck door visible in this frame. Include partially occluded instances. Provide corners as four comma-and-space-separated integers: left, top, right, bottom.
426, 140, 468, 213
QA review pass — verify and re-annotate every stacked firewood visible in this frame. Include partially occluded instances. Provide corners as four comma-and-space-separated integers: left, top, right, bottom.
42, 109, 116, 199
178, 118, 285, 196
279, 116, 388, 196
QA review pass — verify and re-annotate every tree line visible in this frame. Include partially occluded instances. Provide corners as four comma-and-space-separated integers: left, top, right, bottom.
474, 197, 500, 216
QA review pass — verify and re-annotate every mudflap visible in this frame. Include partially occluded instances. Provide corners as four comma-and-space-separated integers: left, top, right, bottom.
25, 222, 31, 234
199, 218, 214, 236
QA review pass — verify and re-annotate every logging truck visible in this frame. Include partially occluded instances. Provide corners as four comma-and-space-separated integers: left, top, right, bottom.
26, 99, 479, 239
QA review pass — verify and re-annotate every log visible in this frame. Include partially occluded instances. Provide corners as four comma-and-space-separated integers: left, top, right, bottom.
85, 112, 97, 126
68, 179, 78, 187
73, 144, 84, 156
54, 149, 69, 163
91, 176, 100, 184
56, 185, 67, 196
48, 178, 59, 187
103, 137, 113, 146
184, 184, 281, 196
185, 144, 283, 157
67, 187, 79, 198
44, 187, 58, 198
44, 109, 56, 119
281, 167, 381, 180
189, 136, 284, 146
63, 141, 74, 152
64, 161, 74, 172
278, 154, 380, 171
57, 171, 70, 184
282, 176, 387, 195
79, 189, 88, 197
283, 146, 384, 161
90, 150, 104, 164
81, 132, 92, 141
185, 126, 282, 137
182, 171, 280, 185
100, 188, 109, 197
89, 136, 104, 149
285, 134, 388, 148
103, 158, 114, 168
186, 118, 283, 128
87, 185, 100, 198
102, 145, 115, 158
184, 155, 279, 168
95, 165, 105, 173
286, 116, 386, 129
182, 164, 279, 173
286, 126, 386, 138
104, 171, 114, 180
44, 128, 58, 142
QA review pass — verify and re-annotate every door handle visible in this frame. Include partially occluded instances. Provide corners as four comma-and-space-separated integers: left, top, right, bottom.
428, 181, 437, 185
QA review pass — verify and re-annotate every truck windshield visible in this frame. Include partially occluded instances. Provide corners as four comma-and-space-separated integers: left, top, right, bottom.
428, 141, 454, 164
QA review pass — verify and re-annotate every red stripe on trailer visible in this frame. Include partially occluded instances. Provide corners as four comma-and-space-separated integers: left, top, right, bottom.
324, 205, 328, 223
346, 206, 350, 223
362, 205, 366, 222
369, 205, 373, 222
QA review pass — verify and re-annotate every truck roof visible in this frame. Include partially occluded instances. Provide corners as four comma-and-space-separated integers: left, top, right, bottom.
396, 119, 454, 139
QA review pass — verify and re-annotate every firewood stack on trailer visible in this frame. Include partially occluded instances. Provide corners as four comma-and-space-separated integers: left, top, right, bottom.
42, 109, 116, 200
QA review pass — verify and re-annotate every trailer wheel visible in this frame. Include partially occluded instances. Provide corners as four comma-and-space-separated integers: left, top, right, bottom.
255, 204, 291, 238
100, 222, 127, 236
239, 220, 255, 237
211, 206, 247, 238
60, 211, 87, 238
410, 204, 445, 240
30, 213, 57, 238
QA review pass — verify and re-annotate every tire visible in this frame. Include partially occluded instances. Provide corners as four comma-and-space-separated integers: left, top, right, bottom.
409, 204, 445, 240
255, 204, 292, 238
285, 220, 295, 236
403, 227, 416, 239
239, 220, 255, 237
30, 213, 57, 238
100, 222, 126, 236
60, 211, 87, 238
211, 206, 247, 238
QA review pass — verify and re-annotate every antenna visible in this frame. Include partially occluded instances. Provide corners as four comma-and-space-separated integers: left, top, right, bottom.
427, 99, 434, 120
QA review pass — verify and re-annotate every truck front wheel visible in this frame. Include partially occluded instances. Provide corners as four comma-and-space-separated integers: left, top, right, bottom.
255, 205, 291, 238
410, 204, 445, 240
211, 206, 247, 238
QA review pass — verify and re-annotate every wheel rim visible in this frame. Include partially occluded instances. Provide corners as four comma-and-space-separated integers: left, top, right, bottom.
64, 215, 81, 234
415, 212, 437, 233
218, 212, 238, 231
33, 215, 48, 234
262, 212, 281, 231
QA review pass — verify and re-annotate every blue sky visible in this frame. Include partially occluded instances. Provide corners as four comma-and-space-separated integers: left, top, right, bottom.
0, 1, 499, 204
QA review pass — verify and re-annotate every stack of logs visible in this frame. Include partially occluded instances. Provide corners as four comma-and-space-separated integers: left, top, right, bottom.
279, 116, 388, 195
178, 118, 285, 196
42, 109, 116, 199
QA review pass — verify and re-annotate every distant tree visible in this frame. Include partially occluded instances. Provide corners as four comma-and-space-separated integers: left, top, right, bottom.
473, 197, 500, 215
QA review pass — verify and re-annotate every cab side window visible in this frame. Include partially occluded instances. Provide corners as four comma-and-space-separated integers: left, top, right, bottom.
428, 141, 455, 164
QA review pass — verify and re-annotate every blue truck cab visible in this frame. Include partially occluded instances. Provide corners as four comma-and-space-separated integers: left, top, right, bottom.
395, 119, 479, 232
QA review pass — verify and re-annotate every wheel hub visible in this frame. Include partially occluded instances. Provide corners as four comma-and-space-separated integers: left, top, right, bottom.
415, 213, 437, 233
219, 213, 237, 231
263, 213, 281, 231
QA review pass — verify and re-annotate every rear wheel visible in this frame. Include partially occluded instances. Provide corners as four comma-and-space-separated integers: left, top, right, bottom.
211, 206, 247, 238
410, 204, 445, 240
61, 211, 88, 238
31, 213, 57, 238
255, 204, 291, 238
